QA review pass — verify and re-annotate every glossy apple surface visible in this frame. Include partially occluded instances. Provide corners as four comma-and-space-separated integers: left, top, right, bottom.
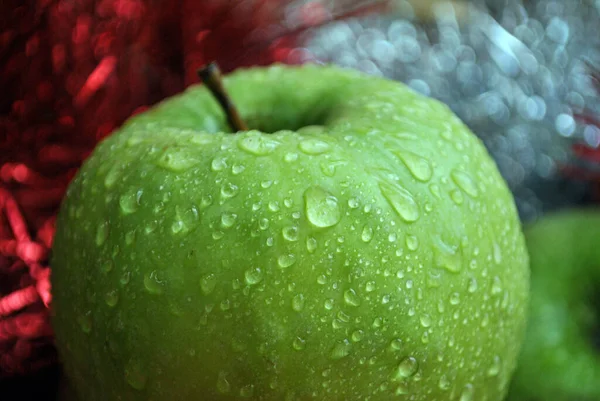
51, 64, 529, 401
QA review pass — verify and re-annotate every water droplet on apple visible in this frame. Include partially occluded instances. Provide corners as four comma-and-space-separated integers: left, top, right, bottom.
144, 221, 157, 234
212, 231, 224, 240
438, 375, 451, 390
350, 330, 364, 342
487, 355, 502, 377
156, 148, 201, 172
211, 157, 227, 171
125, 230, 136, 245
104, 290, 119, 307
491, 276, 503, 295
361, 225, 374, 242
238, 134, 280, 155
379, 183, 419, 223
282, 226, 299, 242
467, 278, 478, 293
449, 292, 461, 305
77, 312, 92, 333
460, 384, 474, 401
317, 275, 327, 285
419, 314, 432, 328
104, 165, 121, 188
244, 267, 263, 285
306, 237, 317, 253
144, 270, 165, 295
393, 357, 418, 380
231, 164, 245, 175
277, 254, 296, 268
236, 384, 253, 398
201, 195, 213, 209
405, 235, 419, 251
324, 299, 334, 310
395, 383, 409, 395
299, 138, 330, 155
200, 274, 216, 295
329, 339, 351, 359
304, 186, 341, 228
347, 198, 359, 209
395, 151, 433, 182
120, 271, 131, 285
284, 152, 298, 162
292, 337, 306, 351
96, 221, 109, 246
216, 371, 231, 393
101, 260, 114, 274
451, 170, 479, 197
450, 190, 464, 205
221, 212, 237, 229
292, 294, 305, 311
125, 359, 147, 390
343, 288, 361, 306
493, 242, 503, 264
434, 237, 462, 273
388, 338, 402, 351
221, 182, 239, 199
119, 190, 142, 215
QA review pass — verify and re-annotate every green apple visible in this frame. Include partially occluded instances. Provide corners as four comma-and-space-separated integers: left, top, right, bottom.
51, 64, 529, 401
508, 209, 600, 401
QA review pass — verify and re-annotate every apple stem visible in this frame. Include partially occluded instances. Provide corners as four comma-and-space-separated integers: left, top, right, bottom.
197, 62, 248, 132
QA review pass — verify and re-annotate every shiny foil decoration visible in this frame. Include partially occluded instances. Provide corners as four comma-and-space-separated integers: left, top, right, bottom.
299, 0, 600, 221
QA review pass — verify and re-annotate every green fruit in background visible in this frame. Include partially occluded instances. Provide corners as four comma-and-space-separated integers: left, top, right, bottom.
508, 210, 600, 401
51, 64, 529, 401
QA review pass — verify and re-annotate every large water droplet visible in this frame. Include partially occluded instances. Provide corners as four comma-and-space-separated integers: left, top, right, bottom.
306, 237, 317, 253
144, 271, 165, 295
238, 134, 280, 155
278, 254, 296, 268
304, 186, 341, 228
420, 314, 432, 328
395, 150, 433, 182
96, 221, 110, 246
200, 274, 217, 295
221, 212, 237, 229
379, 183, 419, 223
392, 357, 418, 380
343, 289, 361, 306
282, 226, 299, 242
125, 359, 147, 390
438, 375, 451, 390
221, 182, 239, 199
434, 237, 462, 273
104, 290, 119, 307
406, 235, 419, 251
119, 190, 142, 215
211, 157, 227, 172
156, 147, 201, 172
244, 267, 264, 285
299, 138, 330, 155
292, 294, 305, 311
361, 225, 374, 242
452, 170, 479, 197
329, 339, 351, 360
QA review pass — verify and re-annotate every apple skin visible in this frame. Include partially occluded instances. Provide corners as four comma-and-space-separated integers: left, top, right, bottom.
507, 210, 600, 401
51, 64, 529, 401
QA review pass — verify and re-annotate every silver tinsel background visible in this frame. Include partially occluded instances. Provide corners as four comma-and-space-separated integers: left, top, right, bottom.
285, 0, 600, 222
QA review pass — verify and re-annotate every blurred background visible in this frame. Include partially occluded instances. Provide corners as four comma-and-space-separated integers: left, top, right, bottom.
1, 0, 599, 399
